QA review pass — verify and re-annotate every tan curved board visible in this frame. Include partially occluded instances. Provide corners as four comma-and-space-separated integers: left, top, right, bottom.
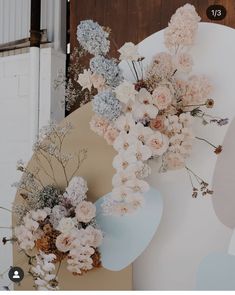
13, 102, 132, 290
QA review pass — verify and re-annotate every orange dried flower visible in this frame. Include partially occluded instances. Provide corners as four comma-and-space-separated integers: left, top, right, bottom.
92, 250, 102, 268
206, 99, 214, 108
214, 145, 222, 154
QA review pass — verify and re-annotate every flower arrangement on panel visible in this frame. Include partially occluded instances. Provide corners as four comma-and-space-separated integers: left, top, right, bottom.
76, 4, 228, 216
1, 123, 102, 290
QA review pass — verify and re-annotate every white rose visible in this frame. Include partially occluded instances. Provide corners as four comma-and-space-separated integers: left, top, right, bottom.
75, 201, 96, 223
118, 42, 141, 61
55, 232, 76, 253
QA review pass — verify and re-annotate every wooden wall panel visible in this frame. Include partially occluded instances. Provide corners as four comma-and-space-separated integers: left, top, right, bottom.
70, 0, 235, 56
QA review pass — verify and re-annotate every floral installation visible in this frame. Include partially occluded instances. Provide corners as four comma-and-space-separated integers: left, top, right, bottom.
0, 122, 103, 290
75, 4, 228, 216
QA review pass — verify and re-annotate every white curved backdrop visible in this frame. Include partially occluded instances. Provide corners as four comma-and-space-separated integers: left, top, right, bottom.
120, 23, 235, 290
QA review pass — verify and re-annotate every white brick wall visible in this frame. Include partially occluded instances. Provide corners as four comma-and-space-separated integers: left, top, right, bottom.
0, 49, 65, 289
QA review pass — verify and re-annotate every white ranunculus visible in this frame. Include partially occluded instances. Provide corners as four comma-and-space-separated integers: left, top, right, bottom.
57, 217, 76, 233
115, 113, 136, 132
114, 80, 138, 104
126, 141, 152, 161
125, 177, 150, 194
129, 123, 154, 143
136, 88, 153, 105
113, 131, 139, 152
118, 42, 141, 61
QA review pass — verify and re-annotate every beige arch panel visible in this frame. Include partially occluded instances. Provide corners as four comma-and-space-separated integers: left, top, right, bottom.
13, 102, 132, 290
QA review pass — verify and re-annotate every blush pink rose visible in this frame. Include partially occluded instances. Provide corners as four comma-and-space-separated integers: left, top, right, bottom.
150, 116, 165, 132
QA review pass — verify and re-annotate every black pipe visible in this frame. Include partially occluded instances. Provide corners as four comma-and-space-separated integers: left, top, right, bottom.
30, 0, 41, 47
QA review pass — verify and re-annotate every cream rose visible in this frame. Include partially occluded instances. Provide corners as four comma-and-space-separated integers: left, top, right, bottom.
75, 201, 96, 223
152, 85, 172, 110
176, 52, 193, 73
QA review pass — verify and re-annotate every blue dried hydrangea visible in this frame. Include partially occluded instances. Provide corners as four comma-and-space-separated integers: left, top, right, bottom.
92, 90, 122, 121
77, 20, 110, 56
90, 55, 123, 88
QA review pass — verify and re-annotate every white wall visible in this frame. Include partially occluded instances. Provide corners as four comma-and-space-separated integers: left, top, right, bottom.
0, 0, 67, 53
0, 48, 65, 289
0, 0, 30, 44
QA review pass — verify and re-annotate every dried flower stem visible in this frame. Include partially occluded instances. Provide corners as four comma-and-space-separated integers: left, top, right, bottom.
69, 150, 87, 180
35, 153, 57, 184
54, 130, 69, 186
138, 60, 144, 80
195, 136, 217, 149
185, 167, 194, 188
183, 103, 206, 108
132, 61, 139, 81
127, 60, 137, 81
185, 166, 204, 183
